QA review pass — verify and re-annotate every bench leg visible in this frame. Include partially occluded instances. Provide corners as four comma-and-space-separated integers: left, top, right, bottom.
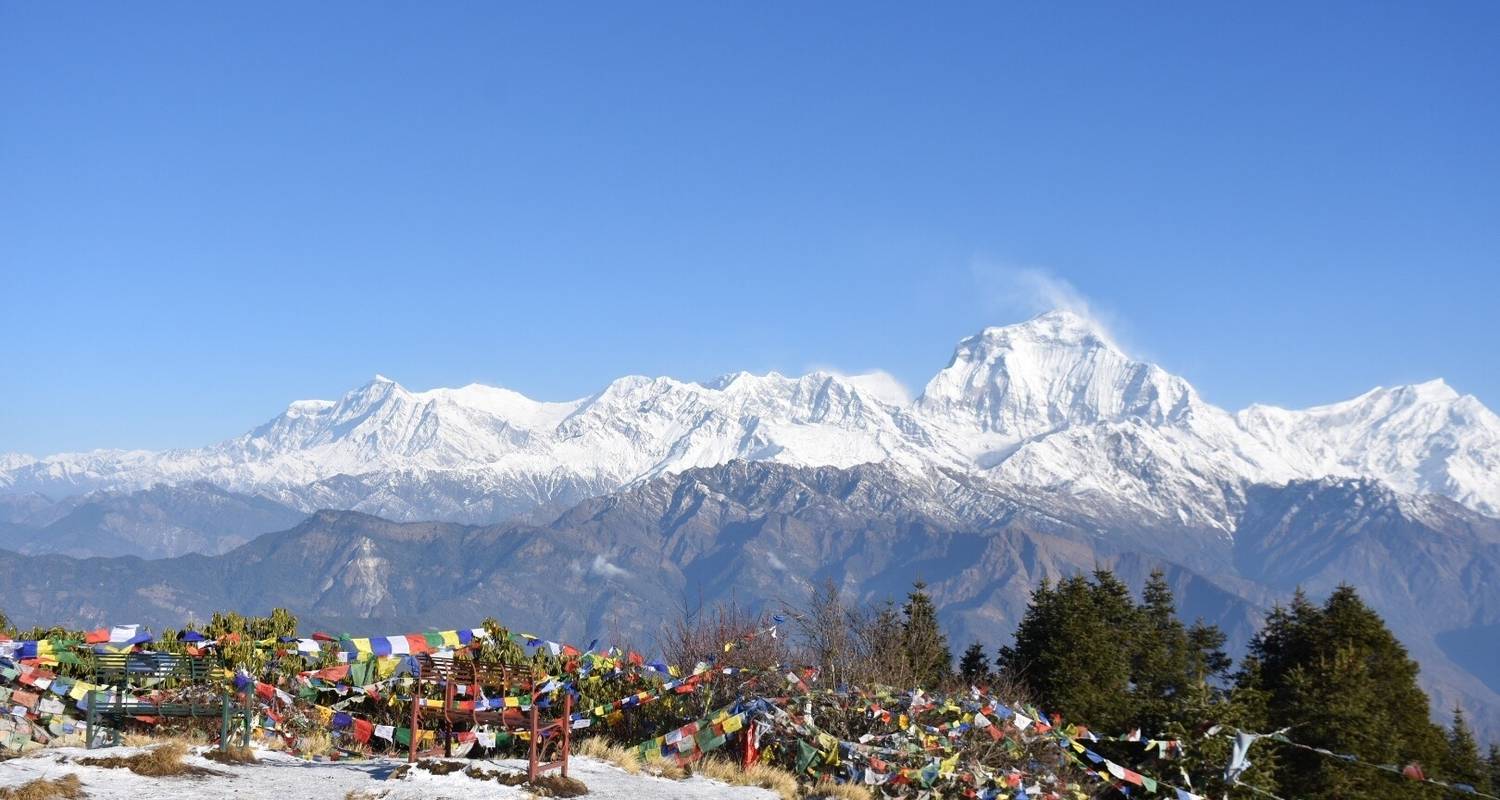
240, 691, 251, 748
86, 691, 96, 750
528, 702, 539, 782
111, 688, 122, 748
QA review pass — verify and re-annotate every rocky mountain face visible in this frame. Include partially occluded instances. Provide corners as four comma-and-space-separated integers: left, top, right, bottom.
1, 461, 1496, 739
4, 311, 1499, 538
0, 482, 306, 559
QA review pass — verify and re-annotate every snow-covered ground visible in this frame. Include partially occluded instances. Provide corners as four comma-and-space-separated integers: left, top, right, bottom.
0, 745, 781, 799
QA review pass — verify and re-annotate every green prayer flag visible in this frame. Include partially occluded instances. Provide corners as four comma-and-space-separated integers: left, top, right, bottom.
797, 740, 820, 773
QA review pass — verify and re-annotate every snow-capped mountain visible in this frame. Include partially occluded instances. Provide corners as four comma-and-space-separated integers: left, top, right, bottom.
1238, 379, 1500, 517
3, 310, 1498, 528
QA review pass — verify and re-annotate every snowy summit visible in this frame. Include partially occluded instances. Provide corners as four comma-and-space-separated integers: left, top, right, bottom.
3, 311, 1498, 530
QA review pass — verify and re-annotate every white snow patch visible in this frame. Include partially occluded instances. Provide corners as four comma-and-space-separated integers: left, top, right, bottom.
0, 746, 780, 800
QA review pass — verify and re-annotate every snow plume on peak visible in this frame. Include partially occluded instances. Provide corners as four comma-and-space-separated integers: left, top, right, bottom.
970, 262, 1123, 345
801, 368, 913, 407
916, 309, 1200, 437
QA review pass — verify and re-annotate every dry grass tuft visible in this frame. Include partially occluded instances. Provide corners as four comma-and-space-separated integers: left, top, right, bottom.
120, 733, 155, 748
694, 758, 800, 800
574, 737, 640, 774
0, 774, 87, 800
801, 778, 873, 800
121, 729, 209, 749
298, 729, 333, 758
640, 750, 687, 780
77, 741, 224, 778
202, 745, 258, 765
343, 792, 383, 800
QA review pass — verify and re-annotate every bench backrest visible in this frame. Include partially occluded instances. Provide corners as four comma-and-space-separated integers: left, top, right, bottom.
413, 654, 533, 692
92, 652, 218, 687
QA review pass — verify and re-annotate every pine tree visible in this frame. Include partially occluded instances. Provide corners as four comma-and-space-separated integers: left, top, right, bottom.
1237, 585, 1448, 799
958, 641, 990, 685
1133, 569, 1191, 725
1488, 744, 1500, 796
900, 581, 951, 688
1444, 706, 1489, 793
998, 573, 1135, 730
861, 599, 909, 686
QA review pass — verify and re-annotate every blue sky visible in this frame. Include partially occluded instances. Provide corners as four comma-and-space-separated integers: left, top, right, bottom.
3, 2, 1497, 454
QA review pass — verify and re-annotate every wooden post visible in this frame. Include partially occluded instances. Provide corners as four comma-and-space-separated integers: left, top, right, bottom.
408, 671, 421, 763
527, 699, 540, 781
561, 692, 572, 778
443, 679, 454, 758
219, 693, 231, 751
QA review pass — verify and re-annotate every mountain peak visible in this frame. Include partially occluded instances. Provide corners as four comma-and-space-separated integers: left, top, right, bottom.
1400, 378, 1459, 402
973, 310, 1119, 351
916, 310, 1188, 436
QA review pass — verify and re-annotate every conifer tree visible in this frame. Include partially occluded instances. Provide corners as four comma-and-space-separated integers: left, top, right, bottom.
958, 641, 990, 685
1444, 706, 1490, 793
998, 573, 1135, 730
1237, 585, 1448, 799
861, 599, 909, 686
1133, 569, 1191, 723
900, 580, 951, 688
1489, 744, 1500, 796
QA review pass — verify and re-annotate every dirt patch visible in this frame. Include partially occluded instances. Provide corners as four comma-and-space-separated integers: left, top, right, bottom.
398, 759, 587, 795
529, 774, 589, 797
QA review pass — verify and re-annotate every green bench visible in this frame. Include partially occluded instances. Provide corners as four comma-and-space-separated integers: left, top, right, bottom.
84, 651, 253, 750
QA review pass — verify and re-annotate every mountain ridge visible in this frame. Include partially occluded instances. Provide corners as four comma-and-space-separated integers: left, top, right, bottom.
3, 311, 1498, 532
1, 460, 1495, 740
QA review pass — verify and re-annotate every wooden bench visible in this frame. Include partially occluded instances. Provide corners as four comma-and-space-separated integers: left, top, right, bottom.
407, 654, 571, 779
85, 651, 253, 750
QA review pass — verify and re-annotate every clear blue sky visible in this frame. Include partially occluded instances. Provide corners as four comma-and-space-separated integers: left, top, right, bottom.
3, 2, 1497, 454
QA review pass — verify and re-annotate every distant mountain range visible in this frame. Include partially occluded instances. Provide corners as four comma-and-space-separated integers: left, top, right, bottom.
0, 462, 1496, 740
2, 311, 1498, 740
4, 311, 1498, 534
